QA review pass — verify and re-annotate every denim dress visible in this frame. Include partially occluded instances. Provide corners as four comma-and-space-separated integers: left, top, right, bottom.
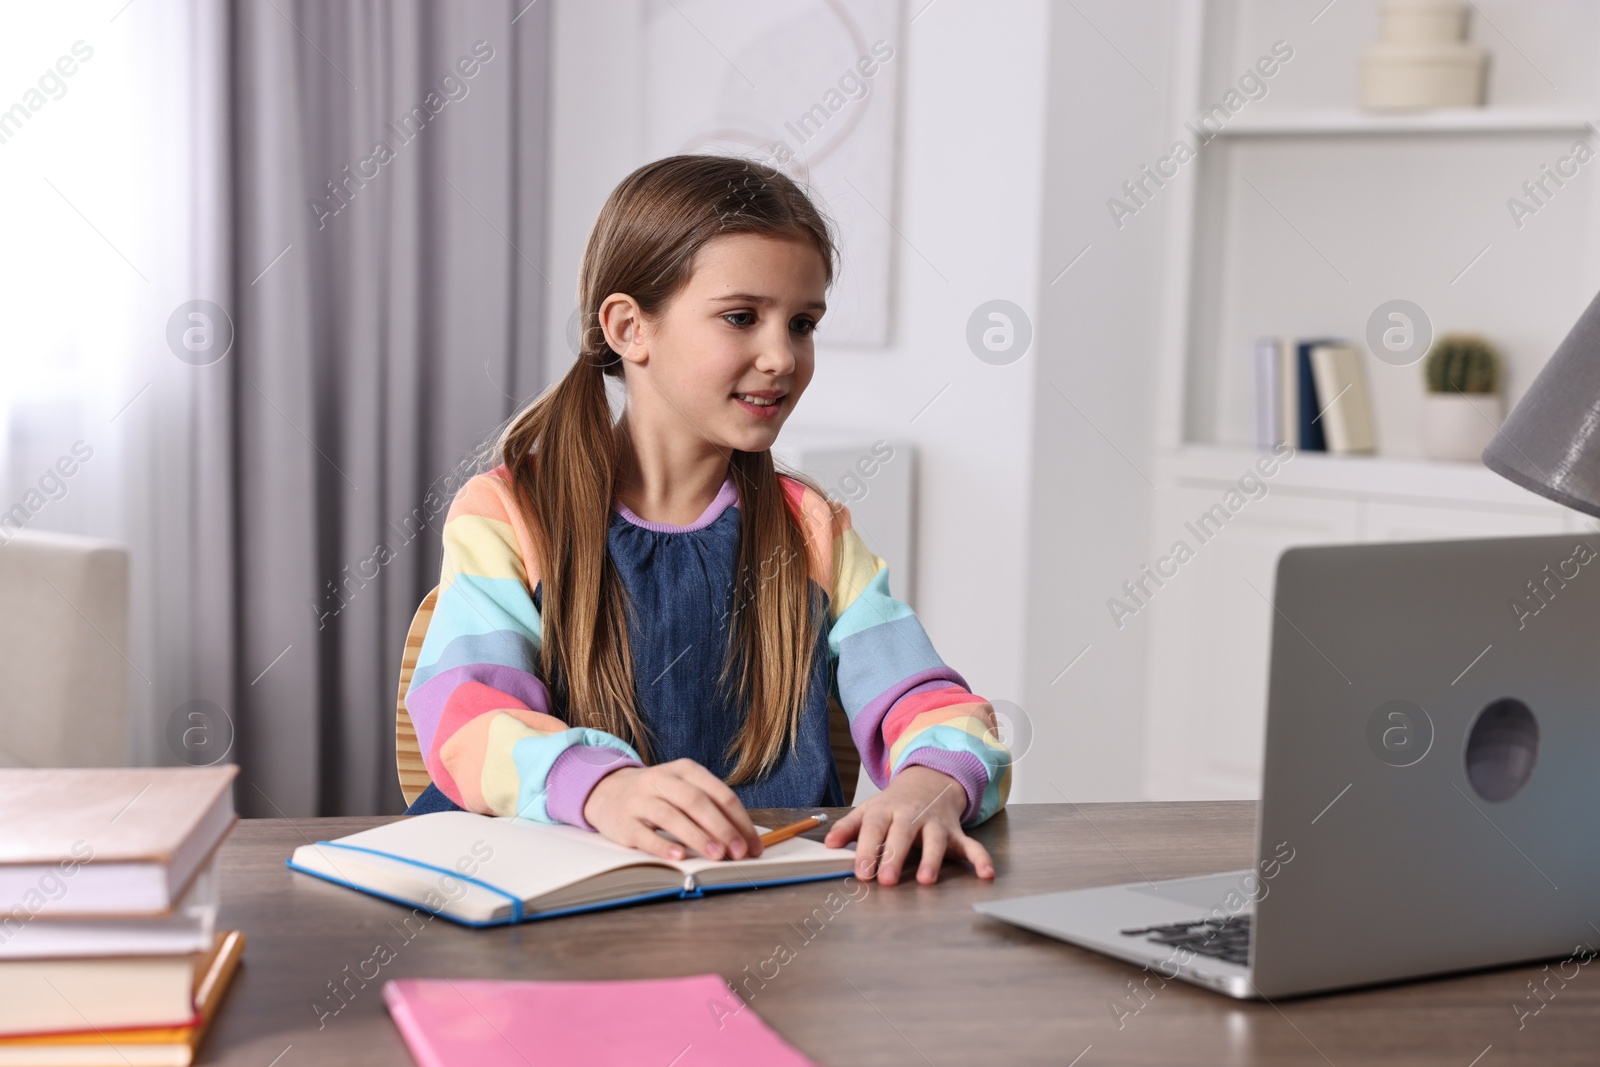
405, 481, 844, 817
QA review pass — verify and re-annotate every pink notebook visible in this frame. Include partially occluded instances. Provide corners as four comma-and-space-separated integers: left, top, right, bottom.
384, 975, 816, 1067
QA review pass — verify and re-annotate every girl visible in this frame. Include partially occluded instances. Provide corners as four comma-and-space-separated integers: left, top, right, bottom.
404, 155, 1010, 886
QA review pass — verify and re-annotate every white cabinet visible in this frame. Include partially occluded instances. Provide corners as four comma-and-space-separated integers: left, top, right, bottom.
1359, 500, 1574, 541
1142, 447, 1584, 799
1143, 486, 1357, 799
1130, 1, 1600, 801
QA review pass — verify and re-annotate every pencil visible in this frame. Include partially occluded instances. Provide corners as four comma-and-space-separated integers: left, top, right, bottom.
759, 813, 828, 848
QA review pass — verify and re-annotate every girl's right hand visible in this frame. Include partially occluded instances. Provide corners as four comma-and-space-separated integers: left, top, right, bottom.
582, 758, 764, 862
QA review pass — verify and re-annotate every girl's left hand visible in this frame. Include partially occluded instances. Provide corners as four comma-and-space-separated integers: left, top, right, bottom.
822, 765, 995, 885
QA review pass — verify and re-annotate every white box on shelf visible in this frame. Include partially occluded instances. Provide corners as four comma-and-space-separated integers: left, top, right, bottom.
1360, 0, 1486, 110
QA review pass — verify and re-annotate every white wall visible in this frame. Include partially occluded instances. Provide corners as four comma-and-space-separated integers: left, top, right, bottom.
545, 0, 1056, 796
1019, 1, 1180, 801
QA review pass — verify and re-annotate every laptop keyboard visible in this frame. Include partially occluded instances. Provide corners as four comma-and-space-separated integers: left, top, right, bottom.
1120, 915, 1251, 967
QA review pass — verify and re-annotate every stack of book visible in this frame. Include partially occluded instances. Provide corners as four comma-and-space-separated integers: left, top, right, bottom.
0, 766, 243, 1067
1253, 337, 1378, 455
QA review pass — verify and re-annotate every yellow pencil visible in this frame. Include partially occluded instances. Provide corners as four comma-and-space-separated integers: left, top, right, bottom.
758, 813, 828, 848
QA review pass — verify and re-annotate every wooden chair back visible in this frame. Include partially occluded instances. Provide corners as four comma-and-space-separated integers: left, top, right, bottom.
395, 586, 439, 806
828, 695, 862, 803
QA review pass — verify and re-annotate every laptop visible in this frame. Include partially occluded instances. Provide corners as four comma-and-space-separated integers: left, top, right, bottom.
974, 533, 1600, 999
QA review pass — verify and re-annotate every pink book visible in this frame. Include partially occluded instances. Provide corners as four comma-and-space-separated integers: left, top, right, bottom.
383, 975, 816, 1067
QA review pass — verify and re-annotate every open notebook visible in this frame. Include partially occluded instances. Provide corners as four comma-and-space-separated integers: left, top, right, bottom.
287, 811, 857, 926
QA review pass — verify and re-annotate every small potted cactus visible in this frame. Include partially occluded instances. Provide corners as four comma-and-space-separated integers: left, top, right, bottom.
1422, 333, 1503, 461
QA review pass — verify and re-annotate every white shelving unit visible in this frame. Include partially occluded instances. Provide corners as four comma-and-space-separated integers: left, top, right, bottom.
1216, 108, 1593, 136
1142, 0, 1600, 800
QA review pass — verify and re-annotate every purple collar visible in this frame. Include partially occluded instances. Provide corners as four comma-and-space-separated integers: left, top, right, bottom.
614, 475, 738, 533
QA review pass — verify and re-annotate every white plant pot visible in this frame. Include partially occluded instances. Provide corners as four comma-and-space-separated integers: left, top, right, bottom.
1422, 393, 1503, 462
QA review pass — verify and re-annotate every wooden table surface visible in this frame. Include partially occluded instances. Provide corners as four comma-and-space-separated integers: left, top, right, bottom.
200, 802, 1599, 1066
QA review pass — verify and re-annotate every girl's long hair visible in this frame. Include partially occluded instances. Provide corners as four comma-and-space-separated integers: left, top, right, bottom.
496, 154, 839, 784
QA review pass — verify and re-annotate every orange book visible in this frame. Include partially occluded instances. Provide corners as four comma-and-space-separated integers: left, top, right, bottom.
0, 931, 244, 1066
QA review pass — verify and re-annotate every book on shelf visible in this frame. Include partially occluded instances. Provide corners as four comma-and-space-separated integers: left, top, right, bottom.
1253, 337, 1282, 448
1252, 336, 1299, 449
1251, 336, 1378, 455
1295, 339, 1330, 452
1308, 342, 1377, 454
0, 930, 244, 1048
0, 766, 237, 917
288, 810, 858, 926
1277, 338, 1297, 450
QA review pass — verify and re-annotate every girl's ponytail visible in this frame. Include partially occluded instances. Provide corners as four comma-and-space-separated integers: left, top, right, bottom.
497, 327, 653, 762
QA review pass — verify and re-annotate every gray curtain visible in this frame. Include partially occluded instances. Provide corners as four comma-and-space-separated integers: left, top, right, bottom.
205, 0, 551, 816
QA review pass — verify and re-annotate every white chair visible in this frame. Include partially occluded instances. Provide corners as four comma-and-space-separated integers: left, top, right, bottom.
0, 529, 129, 767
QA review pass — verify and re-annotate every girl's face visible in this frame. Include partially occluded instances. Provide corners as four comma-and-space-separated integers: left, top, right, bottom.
610, 232, 828, 456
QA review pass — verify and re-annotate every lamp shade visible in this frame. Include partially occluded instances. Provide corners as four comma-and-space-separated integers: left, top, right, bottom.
1482, 288, 1600, 519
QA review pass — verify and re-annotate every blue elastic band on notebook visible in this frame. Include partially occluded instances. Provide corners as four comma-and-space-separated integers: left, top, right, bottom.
310, 840, 524, 923
696, 869, 852, 894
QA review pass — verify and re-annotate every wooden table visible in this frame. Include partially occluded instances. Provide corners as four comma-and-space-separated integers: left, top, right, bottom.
200, 802, 1600, 1065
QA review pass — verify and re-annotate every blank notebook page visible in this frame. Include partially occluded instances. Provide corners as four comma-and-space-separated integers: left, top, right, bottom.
384, 974, 816, 1067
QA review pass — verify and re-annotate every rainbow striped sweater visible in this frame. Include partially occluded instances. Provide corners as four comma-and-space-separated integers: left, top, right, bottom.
405, 465, 1011, 829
